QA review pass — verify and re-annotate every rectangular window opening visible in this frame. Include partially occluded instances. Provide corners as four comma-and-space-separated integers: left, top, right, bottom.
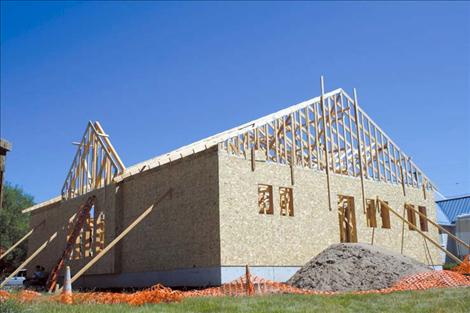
366, 199, 377, 228
405, 204, 417, 231
258, 184, 273, 214
84, 210, 94, 258
418, 206, 429, 232
279, 187, 294, 216
380, 200, 391, 229
338, 195, 358, 242
95, 212, 106, 253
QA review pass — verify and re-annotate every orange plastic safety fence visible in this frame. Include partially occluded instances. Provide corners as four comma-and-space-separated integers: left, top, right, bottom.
451, 254, 470, 275
0, 290, 11, 302
69, 284, 183, 305
391, 270, 470, 291
13, 290, 41, 303
1, 270, 469, 306
185, 270, 470, 297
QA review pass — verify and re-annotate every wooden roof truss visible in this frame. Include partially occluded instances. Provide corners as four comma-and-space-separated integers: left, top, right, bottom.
219, 88, 432, 191
61, 121, 125, 200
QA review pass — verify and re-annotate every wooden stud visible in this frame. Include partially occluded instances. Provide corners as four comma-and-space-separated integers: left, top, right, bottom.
251, 147, 255, 172
274, 120, 279, 163
399, 153, 406, 196
290, 150, 295, 185
281, 117, 286, 163
365, 118, 375, 179
353, 89, 367, 214
320, 76, 332, 211
401, 203, 406, 254
292, 113, 297, 166
305, 107, 313, 168
313, 101, 321, 169
327, 98, 336, 172
332, 97, 340, 173
422, 178, 427, 200
95, 122, 125, 171
265, 124, 269, 161
339, 94, 350, 175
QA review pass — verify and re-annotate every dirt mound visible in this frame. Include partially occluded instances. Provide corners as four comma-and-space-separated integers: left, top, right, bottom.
287, 243, 432, 292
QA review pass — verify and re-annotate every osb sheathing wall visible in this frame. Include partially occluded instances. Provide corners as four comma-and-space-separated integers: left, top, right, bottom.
26, 147, 220, 277
26, 186, 116, 276
118, 147, 220, 273
218, 151, 441, 267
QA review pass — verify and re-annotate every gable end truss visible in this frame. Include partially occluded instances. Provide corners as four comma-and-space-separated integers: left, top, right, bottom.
62, 121, 125, 200
219, 89, 432, 191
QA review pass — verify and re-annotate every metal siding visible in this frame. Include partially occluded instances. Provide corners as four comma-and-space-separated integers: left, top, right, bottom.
436, 196, 470, 224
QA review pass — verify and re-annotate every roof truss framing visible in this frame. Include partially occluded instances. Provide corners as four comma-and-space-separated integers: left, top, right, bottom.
62, 121, 125, 200
219, 89, 432, 191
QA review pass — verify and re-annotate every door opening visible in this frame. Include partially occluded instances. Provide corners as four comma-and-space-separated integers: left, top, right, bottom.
338, 195, 358, 243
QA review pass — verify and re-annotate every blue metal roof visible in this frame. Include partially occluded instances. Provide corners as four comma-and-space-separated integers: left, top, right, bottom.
436, 195, 470, 225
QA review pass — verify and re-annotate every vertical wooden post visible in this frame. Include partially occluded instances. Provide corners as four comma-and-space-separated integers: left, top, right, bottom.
251, 147, 255, 172
373, 126, 382, 181
339, 95, 349, 175
313, 101, 321, 169
333, 95, 343, 174
401, 203, 406, 254
399, 153, 406, 196
283, 117, 288, 163
265, 124, 269, 161
305, 107, 313, 169
345, 100, 357, 177
291, 113, 297, 166
274, 120, 279, 163
365, 118, 374, 179
371, 227, 375, 245
422, 178, 427, 200
327, 98, 336, 173
353, 88, 367, 214
298, 112, 305, 167
320, 76, 332, 211
290, 149, 295, 185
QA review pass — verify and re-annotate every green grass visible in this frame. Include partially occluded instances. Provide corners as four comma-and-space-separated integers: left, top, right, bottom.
1, 288, 469, 313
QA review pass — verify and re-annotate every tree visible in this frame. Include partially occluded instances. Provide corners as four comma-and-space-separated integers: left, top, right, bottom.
0, 182, 34, 272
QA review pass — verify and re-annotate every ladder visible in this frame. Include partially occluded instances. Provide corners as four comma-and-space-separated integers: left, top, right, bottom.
46, 195, 96, 292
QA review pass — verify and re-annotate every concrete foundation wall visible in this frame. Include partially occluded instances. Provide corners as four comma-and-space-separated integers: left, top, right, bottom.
218, 152, 441, 267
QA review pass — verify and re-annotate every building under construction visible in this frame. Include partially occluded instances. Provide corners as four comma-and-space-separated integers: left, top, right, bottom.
21, 82, 450, 288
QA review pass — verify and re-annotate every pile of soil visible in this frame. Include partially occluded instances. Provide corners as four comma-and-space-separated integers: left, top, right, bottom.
287, 243, 432, 292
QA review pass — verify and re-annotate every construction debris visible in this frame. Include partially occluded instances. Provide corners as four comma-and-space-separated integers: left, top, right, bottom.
287, 243, 432, 292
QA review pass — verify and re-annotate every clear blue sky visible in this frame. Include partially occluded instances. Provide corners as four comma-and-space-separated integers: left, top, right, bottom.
1, 1, 469, 203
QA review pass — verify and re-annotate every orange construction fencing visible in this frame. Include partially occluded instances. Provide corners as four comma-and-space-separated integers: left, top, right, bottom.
451, 254, 470, 275
1, 269, 469, 306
